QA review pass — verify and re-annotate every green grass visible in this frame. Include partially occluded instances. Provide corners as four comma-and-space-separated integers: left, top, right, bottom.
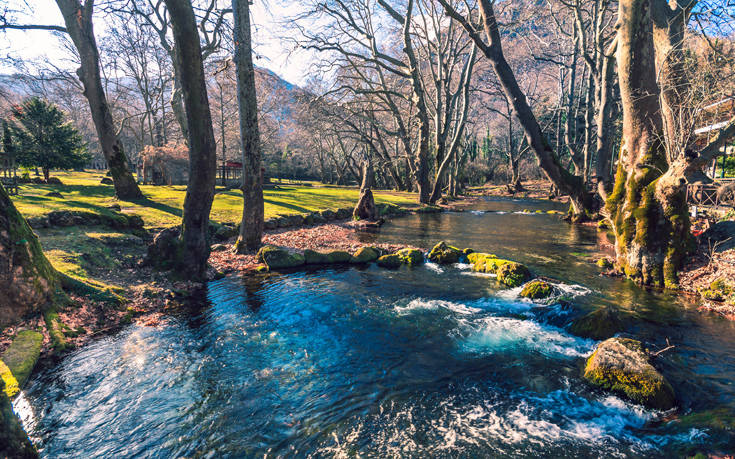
11, 170, 419, 229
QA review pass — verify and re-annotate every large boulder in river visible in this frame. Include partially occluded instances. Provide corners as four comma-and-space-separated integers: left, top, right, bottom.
497, 262, 531, 287
583, 337, 675, 410
520, 280, 552, 299
397, 248, 424, 265
428, 241, 461, 264
256, 246, 305, 270
570, 307, 625, 340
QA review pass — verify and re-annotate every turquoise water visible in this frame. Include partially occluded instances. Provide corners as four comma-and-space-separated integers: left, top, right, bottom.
15, 197, 735, 457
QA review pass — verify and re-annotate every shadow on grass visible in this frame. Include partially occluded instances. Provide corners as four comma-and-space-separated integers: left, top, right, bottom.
263, 198, 312, 214
127, 196, 183, 219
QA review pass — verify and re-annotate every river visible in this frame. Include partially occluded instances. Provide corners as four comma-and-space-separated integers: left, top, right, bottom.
14, 197, 735, 457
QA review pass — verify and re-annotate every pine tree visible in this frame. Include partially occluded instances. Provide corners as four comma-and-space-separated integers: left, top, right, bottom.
8, 97, 90, 182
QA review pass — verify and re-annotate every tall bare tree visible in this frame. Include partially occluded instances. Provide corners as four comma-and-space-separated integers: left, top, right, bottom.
232, 0, 264, 252
54, 0, 143, 199
438, 0, 595, 218
163, 0, 218, 280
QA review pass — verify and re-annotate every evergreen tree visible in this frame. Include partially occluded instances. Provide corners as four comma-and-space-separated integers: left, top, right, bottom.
8, 97, 90, 182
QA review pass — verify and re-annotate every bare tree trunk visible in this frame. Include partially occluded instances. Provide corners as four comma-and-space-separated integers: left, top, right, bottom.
354, 157, 377, 221
170, 69, 189, 141
164, 0, 217, 281
232, 0, 264, 253
594, 38, 618, 199
55, 0, 143, 200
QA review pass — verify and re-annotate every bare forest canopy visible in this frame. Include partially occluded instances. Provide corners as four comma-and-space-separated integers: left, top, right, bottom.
1, 0, 734, 198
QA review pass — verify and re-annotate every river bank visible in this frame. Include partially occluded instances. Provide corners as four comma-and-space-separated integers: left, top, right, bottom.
0, 196, 479, 360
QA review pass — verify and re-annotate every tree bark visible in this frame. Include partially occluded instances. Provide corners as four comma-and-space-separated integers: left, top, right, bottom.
0, 182, 58, 328
55, 0, 143, 200
164, 0, 217, 281
354, 157, 377, 221
605, 0, 692, 287
594, 38, 618, 199
232, 0, 264, 253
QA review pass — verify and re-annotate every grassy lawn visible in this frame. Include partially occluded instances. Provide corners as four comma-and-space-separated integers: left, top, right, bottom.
11, 170, 419, 229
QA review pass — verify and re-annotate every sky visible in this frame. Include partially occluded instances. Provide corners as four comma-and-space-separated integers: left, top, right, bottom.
1, 0, 316, 86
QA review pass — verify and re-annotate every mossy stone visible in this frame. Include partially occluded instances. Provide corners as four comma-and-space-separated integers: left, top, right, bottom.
0, 330, 42, 397
428, 241, 462, 264
520, 280, 553, 299
497, 262, 531, 287
256, 245, 305, 269
351, 247, 379, 264
326, 250, 353, 264
583, 337, 675, 410
304, 249, 330, 264
396, 248, 424, 265
468, 253, 513, 274
377, 254, 402, 268
569, 307, 625, 340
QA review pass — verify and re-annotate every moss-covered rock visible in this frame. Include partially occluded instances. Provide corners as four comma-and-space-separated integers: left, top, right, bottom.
304, 249, 330, 265
396, 248, 424, 265
497, 262, 532, 287
326, 250, 352, 264
467, 253, 531, 287
583, 337, 675, 410
520, 280, 553, 299
350, 247, 379, 263
377, 254, 402, 268
0, 378, 37, 458
0, 330, 42, 398
569, 307, 625, 340
256, 245, 305, 270
428, 241, 462, 264
468, 253, 508, 273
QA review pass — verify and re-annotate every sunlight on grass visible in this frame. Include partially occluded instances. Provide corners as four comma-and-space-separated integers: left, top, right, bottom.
12, 170, 419, 228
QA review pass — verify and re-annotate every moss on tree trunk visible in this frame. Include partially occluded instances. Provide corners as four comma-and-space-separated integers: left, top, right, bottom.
606, 155, 692, 287
0, 182, 58, 327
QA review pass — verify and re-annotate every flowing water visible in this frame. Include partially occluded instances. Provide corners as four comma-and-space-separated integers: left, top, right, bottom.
15, 197, 735, 458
